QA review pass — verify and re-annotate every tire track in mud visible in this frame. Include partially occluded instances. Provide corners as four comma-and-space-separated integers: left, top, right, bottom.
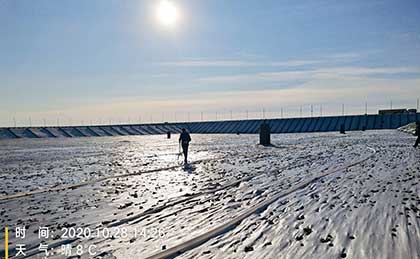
145, 147, 377, 259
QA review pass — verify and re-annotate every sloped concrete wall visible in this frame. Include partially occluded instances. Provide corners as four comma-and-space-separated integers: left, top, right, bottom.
1, 113, 419, 140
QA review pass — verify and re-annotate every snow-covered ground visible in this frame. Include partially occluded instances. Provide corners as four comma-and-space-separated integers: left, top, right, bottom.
399, 122, 417, 135
0, 130, 419, 259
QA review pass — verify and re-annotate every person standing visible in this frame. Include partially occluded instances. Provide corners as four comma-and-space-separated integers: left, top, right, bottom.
414, 121, 420, 148
179, 128, 191, 164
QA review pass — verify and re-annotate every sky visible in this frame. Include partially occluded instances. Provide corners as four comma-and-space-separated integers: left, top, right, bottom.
1, 0, 420, 126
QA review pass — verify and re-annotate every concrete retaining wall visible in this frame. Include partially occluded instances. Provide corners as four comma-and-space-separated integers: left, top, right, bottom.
1, 113, 419, 140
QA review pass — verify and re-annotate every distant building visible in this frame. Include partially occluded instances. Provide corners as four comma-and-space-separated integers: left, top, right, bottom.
378, 109, 417, 115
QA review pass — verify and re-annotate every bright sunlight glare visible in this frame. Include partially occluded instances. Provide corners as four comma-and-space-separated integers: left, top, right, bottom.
156, 0, 179, 27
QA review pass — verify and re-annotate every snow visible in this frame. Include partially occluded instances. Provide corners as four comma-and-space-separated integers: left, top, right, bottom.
399, 122, 417, 135
0, 131, 419, 259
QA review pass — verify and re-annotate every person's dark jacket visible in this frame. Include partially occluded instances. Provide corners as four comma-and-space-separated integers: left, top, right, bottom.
416, 123, 420, 136
179, 132, 191, 145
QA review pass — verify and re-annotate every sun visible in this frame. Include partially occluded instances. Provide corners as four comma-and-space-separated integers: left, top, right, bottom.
156, 0, 179, 27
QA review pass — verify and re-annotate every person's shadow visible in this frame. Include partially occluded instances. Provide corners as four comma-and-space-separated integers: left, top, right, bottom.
182, 163, 196, 173
259, 143, 286, 148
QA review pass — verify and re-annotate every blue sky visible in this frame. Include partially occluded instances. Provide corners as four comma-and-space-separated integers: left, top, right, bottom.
1, 0, 420, 126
